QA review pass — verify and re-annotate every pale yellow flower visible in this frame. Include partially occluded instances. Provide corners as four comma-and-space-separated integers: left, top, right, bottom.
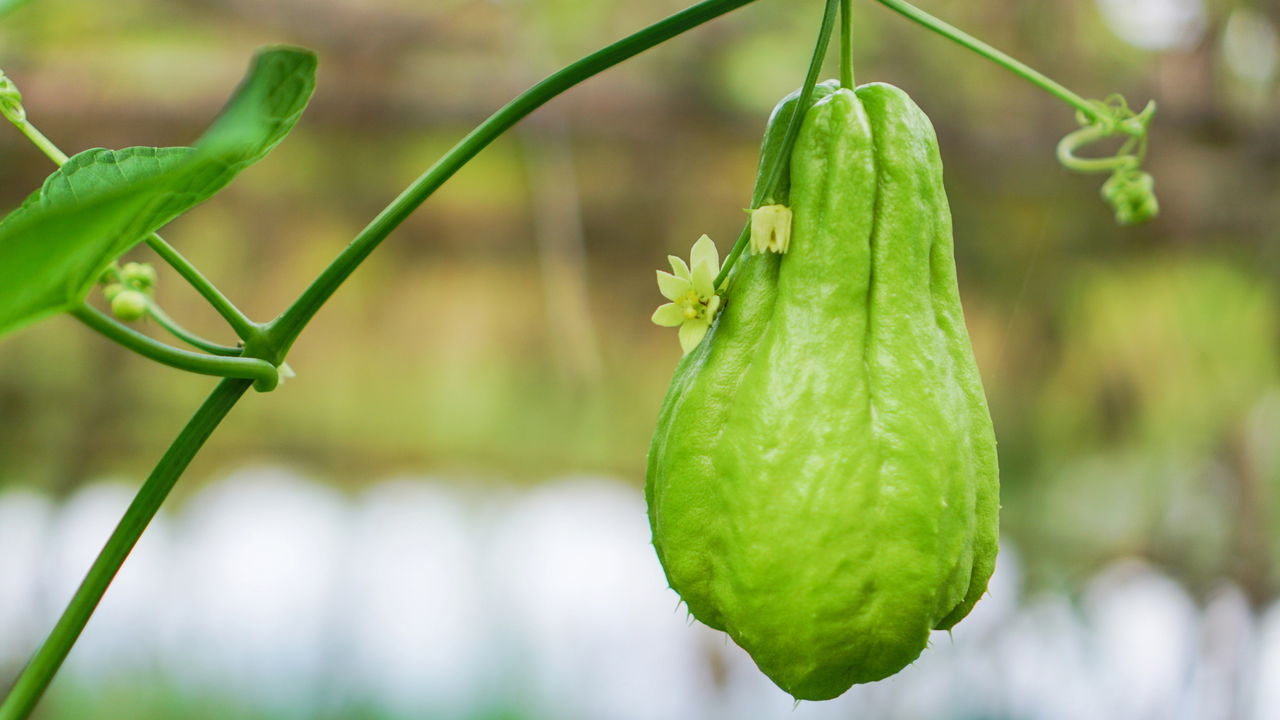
750, 204, 792, 254
651, 234, 722, 354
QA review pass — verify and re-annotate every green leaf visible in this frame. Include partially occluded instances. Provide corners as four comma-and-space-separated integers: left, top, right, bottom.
196, 45, 318, 169
0, 147, 195, 336
0, 46, 317, 338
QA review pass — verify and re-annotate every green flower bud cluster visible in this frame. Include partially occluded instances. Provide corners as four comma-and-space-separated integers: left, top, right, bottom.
0, 69, 25, 124
1102, 167, 1159, 227
101, 262, 158, 322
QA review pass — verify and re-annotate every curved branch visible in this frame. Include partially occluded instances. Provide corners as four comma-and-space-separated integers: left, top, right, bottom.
873, 0, 1103, 123
71, 304, 278, 391
270, 0, 767, 351
145, 303, 244, 356
143, 234, 262, 342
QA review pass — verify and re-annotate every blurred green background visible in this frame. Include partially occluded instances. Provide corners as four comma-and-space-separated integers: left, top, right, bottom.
2, 0, 1279, 717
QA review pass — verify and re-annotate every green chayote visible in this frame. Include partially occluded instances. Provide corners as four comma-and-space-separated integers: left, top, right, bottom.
646, 82, 999, 701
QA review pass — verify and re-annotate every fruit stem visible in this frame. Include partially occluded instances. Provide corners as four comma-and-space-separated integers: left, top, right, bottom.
840, 0, 855, 89
872, 0, 1107, 125
715, 0, 841, 288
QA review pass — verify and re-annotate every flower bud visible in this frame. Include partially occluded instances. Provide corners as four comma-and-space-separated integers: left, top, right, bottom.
110, 290, 149, 322
750, 204, 793, 254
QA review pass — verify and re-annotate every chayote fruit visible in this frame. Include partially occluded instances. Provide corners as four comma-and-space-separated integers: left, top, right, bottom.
646, 82, 999, 701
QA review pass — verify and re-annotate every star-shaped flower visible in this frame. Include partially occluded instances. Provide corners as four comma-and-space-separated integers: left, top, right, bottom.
652, 234, 722, 354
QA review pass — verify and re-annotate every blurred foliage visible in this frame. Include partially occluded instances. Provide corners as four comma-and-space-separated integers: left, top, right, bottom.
1, 0, 1279, 608
1020, 259, 1279, 603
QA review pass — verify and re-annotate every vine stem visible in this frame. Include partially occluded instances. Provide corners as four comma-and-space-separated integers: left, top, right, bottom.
0, 379, 253, 720
1057, 124, 1136, 173
70, 304, 278, 390
0, 1, 766, 716
714, 0, 840, 289
145, 303, 244, 356
840, 0, 854, 89
754, 0, 839, 210
269, 0, 765, 351
9, 116, 68, 165
143, 233, 261, 343
873, 0, 1110, 127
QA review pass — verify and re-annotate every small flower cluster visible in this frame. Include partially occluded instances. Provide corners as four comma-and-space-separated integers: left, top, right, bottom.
102, 262, 158, 321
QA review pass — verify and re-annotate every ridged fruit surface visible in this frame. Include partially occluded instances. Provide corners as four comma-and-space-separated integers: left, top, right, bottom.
646, 83, 999, 701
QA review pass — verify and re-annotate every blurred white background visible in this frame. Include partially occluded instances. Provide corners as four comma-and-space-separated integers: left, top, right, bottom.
3, 467, 1278, 720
